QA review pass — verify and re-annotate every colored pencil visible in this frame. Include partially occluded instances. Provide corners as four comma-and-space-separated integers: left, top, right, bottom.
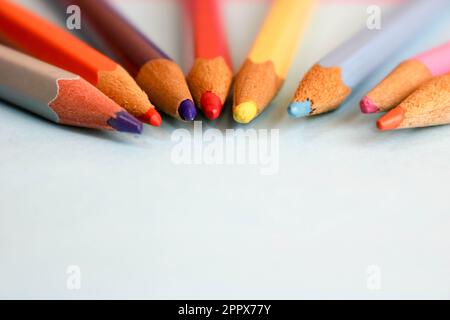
377, 74, 450, 131
0, 0, 161, 127
0, 44, 142, 133
361, 41, 450, 114
60, 0, 197, 121
288, 0, 450, 118
233, 0, 315, 124
184, 0, 233, 120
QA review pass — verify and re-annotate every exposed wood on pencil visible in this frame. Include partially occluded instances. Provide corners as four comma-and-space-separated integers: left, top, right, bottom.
187, 58, 232, 105
96, 65, 158, 123
187, 57, 232, 120
233, 59, 283, 121
136, 58, 196, 119
361, 61, 432, 113
362, 41, 450, 113
290, 64, 350, 116
377, 74, 450, 131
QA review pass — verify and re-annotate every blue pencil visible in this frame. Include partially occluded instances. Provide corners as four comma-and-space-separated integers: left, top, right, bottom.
287, 0, 450, 118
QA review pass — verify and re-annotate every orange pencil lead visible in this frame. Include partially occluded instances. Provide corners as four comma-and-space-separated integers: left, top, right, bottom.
377, 106, 405, 131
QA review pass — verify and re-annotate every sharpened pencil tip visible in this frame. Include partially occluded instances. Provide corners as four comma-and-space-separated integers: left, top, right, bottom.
179, 100, 197, 121
288, 100, 311, 118
108, 111, 143, 134
201, 92, 223, 120
138, 108, 162, 127
233, 102, 257, 124
377, 106, 405, 131
360, 96, 380, 114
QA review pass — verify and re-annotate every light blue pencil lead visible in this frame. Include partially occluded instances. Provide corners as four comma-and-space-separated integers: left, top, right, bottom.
287, 100, 312, 118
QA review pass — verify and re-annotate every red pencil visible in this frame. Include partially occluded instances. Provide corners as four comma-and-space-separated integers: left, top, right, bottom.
185, 0, 233, 120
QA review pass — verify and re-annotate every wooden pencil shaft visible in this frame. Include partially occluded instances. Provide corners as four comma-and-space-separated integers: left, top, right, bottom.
377, 74, 450, 130
364, 60, 433, 112
400, 74, 450, 127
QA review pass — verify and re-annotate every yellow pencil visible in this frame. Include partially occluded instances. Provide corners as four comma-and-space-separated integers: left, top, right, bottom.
233, 0, 315, 124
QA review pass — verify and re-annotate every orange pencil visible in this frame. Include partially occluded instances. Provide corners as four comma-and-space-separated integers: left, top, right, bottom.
377, 74, 450, 131
0, 0, 161, 126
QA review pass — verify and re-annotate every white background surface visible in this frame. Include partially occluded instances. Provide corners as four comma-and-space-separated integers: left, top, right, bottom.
1, 0, 450, 299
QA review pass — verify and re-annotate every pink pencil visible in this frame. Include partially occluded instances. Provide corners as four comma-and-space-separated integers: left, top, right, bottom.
361, 40, 450, 113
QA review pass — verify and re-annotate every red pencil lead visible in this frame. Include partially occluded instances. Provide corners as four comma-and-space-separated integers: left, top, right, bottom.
201, 92, 223, 120
138, 108, 162, 127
